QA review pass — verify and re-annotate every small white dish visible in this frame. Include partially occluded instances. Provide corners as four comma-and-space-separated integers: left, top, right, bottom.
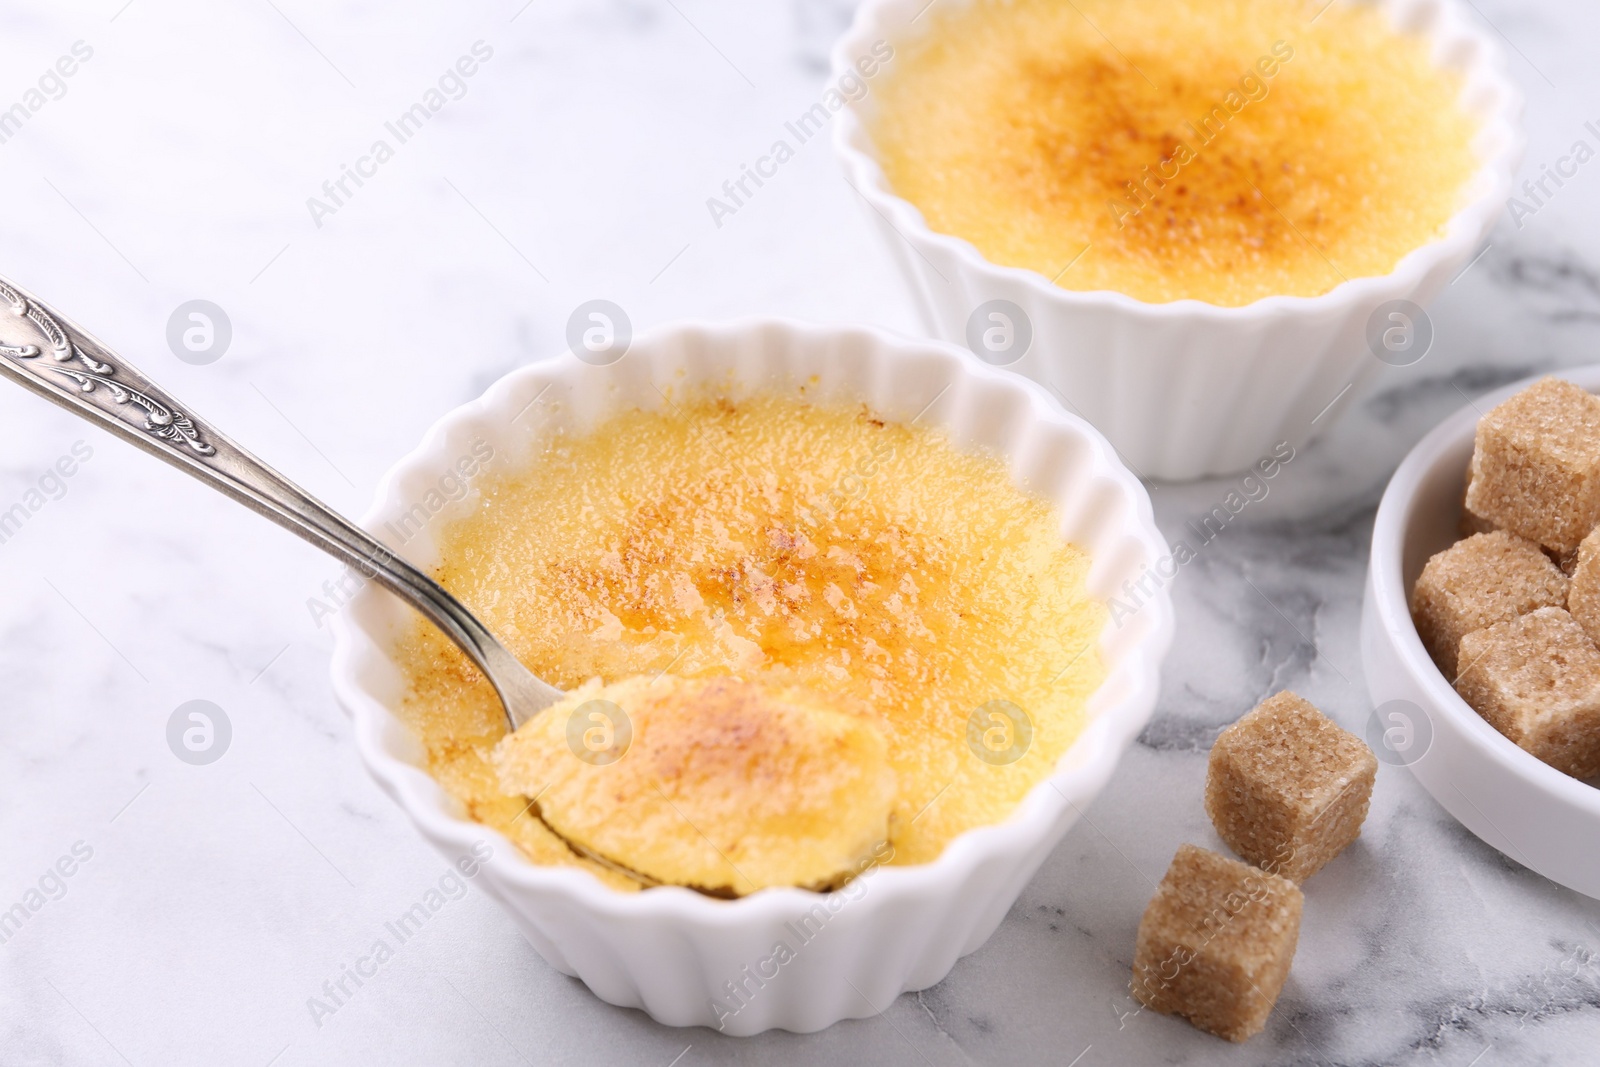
329, 320, 1174, 1034
832, 0, 1523, 480
1362, 366, 1600, 901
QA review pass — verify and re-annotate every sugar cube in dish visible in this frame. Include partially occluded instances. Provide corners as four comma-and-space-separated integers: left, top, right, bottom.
1454, 606, 1600, 780
1464, 377, 1600, 555
1459, 478, 1498, 538
1564, 526, 1600, 647
1411, 531, 1568, 678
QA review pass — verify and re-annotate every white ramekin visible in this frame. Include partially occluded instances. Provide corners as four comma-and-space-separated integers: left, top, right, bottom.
328, 320, 1174, 1034
1362, 366, 1600, 901
832, 0, 1524, 481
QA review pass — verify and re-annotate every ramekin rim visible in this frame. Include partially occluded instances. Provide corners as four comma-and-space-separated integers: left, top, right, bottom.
328, 316, 1176, 925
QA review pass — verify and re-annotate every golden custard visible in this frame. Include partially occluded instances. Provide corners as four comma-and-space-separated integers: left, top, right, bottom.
871, 0, 1480, 306
493, 675, 896, 895
397, 395, 1106, 891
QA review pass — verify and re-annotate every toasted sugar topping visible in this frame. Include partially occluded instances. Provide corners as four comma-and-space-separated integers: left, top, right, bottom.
871, 0, 1478, 305
398, 396, 1106, 875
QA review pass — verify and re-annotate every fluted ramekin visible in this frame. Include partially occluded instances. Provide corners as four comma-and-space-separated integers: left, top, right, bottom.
328, 320, 1173, 1034
831, 0, 1523, 480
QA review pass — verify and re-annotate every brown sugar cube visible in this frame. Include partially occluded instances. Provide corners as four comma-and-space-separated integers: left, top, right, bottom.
1455, 606, 1600, 780
1131, 844, 1303, 1042
1411, 531, 1569, 679
1566, 527, 1600, 647
1459, 474, 1498, 537
1204, 692, 1377, 883
1464, 377, 1600, 555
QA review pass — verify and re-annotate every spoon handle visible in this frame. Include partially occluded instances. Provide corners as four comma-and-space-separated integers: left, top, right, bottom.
0, 274, 558, 726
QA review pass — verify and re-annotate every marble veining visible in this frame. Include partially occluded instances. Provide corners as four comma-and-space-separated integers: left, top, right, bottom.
1, 0, 1599, 1064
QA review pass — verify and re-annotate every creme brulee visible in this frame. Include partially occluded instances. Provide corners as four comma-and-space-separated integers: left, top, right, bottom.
396, 395, 1106, 891
870, 0, 1480, 306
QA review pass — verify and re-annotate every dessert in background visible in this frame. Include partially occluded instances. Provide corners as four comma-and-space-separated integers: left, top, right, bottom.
870, 0, 1478, 306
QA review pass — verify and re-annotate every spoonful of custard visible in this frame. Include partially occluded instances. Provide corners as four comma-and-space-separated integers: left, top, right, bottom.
0, 273, 892, 892
492, 675, 896, 895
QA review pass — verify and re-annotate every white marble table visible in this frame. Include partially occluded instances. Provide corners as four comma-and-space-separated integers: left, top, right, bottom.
2, 1, 1598, 1063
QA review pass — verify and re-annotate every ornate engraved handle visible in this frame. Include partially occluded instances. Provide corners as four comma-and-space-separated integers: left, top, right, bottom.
0, 273, 559, 727
0, 277, 216, 455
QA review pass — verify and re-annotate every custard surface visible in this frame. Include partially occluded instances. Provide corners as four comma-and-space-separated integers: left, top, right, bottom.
871, 0, 1480, 306
397, 396, 1106, 887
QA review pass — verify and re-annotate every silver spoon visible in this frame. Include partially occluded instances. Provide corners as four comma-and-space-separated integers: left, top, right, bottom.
0, 273, 563, 730
0, 275, 896, 895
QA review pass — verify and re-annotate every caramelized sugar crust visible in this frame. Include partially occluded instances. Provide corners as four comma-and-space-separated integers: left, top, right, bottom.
872, 0, 1479, 306
397, 396, 1106, 883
